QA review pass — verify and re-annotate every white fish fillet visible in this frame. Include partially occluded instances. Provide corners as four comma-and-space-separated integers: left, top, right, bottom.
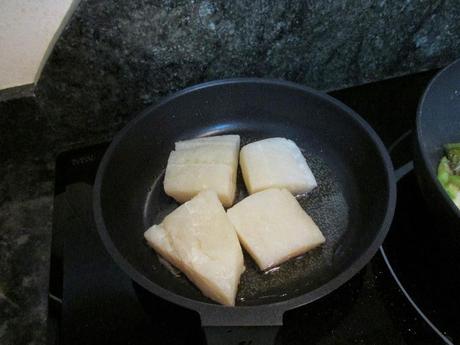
164, 163, 236, 207
168, 145, 238, 166
175, 135, 240, 150
164, 135, 240, 207
227, 188, 325, 270
240, 137, 317, 195
144, 190, 245, 306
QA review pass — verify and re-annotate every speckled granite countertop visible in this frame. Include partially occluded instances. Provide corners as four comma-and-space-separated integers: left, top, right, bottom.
1, 0, 460, 344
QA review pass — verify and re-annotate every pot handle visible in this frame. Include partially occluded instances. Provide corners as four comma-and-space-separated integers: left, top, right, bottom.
394, 161, 414, 182
203, 326, 281, 345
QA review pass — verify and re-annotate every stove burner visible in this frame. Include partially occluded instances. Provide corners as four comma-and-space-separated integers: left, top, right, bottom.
48, 70, 458, 345
381, 130, 457, 344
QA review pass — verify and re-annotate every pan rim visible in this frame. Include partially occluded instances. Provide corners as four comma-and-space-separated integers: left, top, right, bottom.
93, 78, 396, 319
416, 58, 460, 220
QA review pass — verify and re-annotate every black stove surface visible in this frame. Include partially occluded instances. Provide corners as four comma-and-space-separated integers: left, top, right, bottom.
48, 70, 458, 345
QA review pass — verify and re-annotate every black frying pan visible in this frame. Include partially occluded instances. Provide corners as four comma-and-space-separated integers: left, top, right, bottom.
415, 59, 460, 246
93, 79, 396, 344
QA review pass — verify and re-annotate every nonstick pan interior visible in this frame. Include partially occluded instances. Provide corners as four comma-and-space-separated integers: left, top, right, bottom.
95, 79, 395, 308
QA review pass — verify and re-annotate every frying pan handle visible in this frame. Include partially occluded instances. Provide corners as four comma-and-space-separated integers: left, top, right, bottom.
203, 326, 281, 345
200, 309, 283, 345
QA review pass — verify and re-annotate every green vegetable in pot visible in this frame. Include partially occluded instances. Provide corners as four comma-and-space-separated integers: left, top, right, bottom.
444, 143, 460, 174
437, 143, 460, 209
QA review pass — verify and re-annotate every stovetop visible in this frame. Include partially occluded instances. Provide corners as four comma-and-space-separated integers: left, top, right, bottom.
48, 70, 459, 345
